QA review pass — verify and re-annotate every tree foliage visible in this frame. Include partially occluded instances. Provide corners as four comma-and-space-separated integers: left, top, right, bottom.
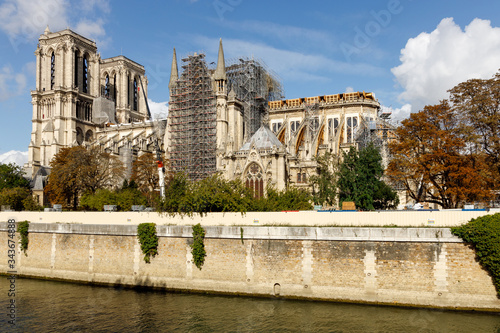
0, 163, 29, 190
137, 223, 158, 264
157, 172, 312, 214
387, 101, 492, 208
191, 223, 206, 270
338, 143, 398, 211
45, 146, 125, 209
131, 152, 163, 206
18, 221, 29, 254
0, 187, 31, 211
449, 72, 500, 181
309, 152, 338, 207
451, 213, 500, 297
80, 187, 147, 211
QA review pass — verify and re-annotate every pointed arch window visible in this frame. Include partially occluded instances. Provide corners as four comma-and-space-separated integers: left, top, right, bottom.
133, 78, 138, 111
127, 74, 131, 106
113, 74, 117, 102
74, 50, 79, 88
50, 52, 55, 90
245, 163, 264, 198
83, 54, 89, 93
104, 74, 110, 98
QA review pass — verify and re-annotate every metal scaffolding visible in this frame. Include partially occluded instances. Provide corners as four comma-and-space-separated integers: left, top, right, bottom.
226, 57, 284, 140
168, 53, 217, 181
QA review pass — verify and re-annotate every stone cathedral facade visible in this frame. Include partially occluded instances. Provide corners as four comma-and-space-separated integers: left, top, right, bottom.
27, 27, 390, 206
168, 40, 389, 198
27, 27, 166, 205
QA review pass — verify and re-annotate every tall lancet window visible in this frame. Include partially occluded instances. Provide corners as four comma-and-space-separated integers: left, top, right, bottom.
104, 75, 110, 98
113, 74, 117, 102
50, 52, 55, 90
133, 78, 138, 111
127, 75, 130, 106
74, 50, 78, 88
83, 54, 89, 93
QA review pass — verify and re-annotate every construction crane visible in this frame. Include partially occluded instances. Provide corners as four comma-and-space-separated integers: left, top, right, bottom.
138, 77, 165, 198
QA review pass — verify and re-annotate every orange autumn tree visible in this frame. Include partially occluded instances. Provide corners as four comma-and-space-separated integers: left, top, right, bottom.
449, 71, 500, 185
387, 101, 491, 208
45, 146, 125, 209
131, 151, 169, 205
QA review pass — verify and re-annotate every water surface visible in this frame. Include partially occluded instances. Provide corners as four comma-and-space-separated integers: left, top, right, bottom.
1, 277, 500, 332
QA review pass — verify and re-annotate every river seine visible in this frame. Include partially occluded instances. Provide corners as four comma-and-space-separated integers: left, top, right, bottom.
2, 277, 500, 332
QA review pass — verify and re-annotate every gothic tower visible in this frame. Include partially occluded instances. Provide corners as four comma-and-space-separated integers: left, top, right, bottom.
28, 27, 149, 175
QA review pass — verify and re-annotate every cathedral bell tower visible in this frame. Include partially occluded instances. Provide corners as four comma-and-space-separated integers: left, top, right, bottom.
28, 26, 99, 174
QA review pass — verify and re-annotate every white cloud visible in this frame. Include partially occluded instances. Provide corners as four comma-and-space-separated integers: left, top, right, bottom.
0, 0, 69, 39
345, 86, 354, 93
148, 99, 168, 119
0, 0, 109, 49
392, 18, 500, 111
380, 104, 412, 123
0, 150, 28, 166
74, 19, 106, 41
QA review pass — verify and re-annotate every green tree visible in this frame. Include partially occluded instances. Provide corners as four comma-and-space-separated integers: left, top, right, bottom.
338, 143, 397, 211
0, 187, 31, 211
309, 152, 338, 207
80, 188, 147, 211
253, 186, 313, 211
0, 163, 29, 190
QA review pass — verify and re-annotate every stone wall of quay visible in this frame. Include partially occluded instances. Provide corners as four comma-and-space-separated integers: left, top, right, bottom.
1, 223, 499, 312
0, 208, 498, 227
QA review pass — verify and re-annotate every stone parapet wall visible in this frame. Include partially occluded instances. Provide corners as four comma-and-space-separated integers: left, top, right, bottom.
1, 209, 499, 227
1, 223, 499, 311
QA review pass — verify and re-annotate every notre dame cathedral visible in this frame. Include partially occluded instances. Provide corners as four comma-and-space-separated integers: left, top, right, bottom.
27, 27, 391, 206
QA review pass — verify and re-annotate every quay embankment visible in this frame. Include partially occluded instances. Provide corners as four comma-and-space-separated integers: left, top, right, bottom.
1, 210, 499, 312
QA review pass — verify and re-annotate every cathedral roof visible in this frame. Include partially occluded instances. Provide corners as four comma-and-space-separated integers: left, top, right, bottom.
240, 126, 282, 151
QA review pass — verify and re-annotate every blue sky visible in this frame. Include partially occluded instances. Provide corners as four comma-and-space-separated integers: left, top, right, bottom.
2, 0, 500, 163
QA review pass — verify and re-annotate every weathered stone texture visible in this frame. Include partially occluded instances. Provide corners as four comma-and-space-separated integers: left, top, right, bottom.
92, 235, 134, 276
252, 240, 303, 285
54, 234, 89, 272
2, 226, 499, 311
446, 243, 496, 296
311, 241, 365, 288
139, 237, 186, 279
376, 242, 436, 292
21, 233, 52, 269
192, 238, 247, 282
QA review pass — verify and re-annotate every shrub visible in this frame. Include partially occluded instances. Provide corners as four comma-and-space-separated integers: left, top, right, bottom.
17, 221, 29, 254
80, 188, 147, 211
191, 223, 206, 270
137, 223, 158, 263
451, 213, 500, 297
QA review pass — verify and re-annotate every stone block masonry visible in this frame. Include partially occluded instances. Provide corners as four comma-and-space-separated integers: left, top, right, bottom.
1, 223, 499, 312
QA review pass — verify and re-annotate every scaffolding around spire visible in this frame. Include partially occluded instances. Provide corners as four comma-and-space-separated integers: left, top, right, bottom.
168, 53, 217, 181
